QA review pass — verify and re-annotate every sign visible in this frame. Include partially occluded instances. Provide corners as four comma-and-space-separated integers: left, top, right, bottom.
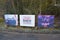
20, 15, 35, 27
4, 14, 18, 26
38, 15, 54, 27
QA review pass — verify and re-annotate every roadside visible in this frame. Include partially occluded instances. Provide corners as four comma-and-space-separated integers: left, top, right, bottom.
0, 22, 60, 34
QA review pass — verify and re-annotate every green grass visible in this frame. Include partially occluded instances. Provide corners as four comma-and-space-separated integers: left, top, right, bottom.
0, 18, 4, 22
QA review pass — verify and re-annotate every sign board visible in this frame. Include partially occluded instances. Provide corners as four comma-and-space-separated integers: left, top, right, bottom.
20, 15, 35, 27
4, 14, 18, 26
38, 15, 54, 27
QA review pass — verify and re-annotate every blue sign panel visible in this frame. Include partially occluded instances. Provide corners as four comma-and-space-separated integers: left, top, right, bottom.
38, 15, 54, 27
4, 14, 18, 26
5, 18, 16, 26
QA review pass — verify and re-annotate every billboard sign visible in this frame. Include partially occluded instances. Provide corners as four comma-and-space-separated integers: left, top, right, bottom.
20, 15, 35, 27
4, 14, 18, 26
38, 15, 54, 27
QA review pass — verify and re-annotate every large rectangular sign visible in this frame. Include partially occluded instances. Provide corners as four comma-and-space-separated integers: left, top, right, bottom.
4, 14, 18, 26
20, 15, 35, 27
38, 15, 54, 27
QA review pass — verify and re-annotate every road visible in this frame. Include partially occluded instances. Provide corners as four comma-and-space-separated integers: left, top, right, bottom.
0, 31, 60, 40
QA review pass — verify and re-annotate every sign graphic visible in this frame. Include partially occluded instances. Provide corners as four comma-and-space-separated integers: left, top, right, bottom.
20, 15, 35, 27
4, 14, 18, 26
38, 15, 54, 27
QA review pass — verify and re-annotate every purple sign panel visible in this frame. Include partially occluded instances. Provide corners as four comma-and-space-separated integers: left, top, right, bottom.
38, 15, 54, 27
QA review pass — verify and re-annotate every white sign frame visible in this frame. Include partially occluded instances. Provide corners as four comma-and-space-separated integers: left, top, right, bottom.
20, 15, 35, 27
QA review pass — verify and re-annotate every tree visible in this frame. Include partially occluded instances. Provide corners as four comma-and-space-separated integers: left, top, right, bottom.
2, 0, 60, 16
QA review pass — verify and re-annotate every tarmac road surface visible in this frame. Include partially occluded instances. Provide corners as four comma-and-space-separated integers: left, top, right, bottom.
0, 31, 60, 40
